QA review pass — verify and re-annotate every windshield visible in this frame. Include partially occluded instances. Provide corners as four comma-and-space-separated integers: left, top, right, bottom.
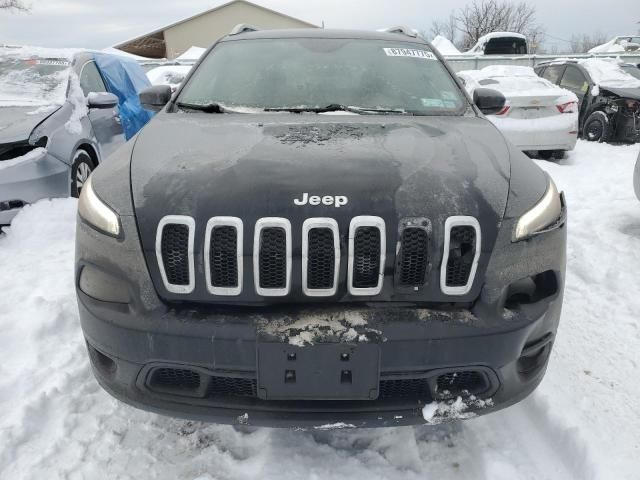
177, 38, 467, 115
0, 57, 70, 107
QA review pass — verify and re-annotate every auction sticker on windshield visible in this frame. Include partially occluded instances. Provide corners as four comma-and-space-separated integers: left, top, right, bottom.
383, 48, 437, 60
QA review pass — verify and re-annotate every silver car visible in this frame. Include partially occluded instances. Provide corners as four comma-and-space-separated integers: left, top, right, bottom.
0, 48, 150, 225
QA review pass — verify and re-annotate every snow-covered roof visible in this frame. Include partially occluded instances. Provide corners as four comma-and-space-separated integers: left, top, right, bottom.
175, 46, 206, 62
431, 35, 461, 56
589, 36, 640, 54
578, 58, 640, 88
146, 65, 193, 87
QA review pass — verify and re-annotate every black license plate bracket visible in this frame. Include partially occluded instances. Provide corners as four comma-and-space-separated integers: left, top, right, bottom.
256, 342, 380, 401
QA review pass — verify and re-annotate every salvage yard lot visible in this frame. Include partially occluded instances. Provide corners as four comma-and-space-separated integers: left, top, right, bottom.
0, 140, 639, 480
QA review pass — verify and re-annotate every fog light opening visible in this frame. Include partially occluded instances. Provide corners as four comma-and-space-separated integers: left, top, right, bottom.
505, 271, 559, 310
87, 343, 117, 377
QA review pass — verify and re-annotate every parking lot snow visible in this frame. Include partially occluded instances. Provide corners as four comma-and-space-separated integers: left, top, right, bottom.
0, 141, 639, 480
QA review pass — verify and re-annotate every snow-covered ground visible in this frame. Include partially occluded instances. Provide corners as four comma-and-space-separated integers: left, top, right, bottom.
1, 141, 639, 480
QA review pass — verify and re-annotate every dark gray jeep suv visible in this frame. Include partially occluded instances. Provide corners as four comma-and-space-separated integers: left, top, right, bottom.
75, 27, 567, 428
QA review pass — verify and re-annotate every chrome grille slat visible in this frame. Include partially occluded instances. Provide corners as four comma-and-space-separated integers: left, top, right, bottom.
253, 218, 292, 297
155, 215, 196, 295
204, 217, 243, 296
440, 216, 481, 296
302, 218, 340, 297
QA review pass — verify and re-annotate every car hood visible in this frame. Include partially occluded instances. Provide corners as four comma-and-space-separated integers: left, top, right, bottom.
131, 113, 512, 301
600, 86, 640, 101
0, 106, 57, 144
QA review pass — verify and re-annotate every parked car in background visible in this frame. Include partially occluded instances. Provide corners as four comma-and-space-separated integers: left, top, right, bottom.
589, 36, 640, 54
458, 66, 578, 160
467, 32, 528, 55
535, 58, 640, 143
147, 65, 193, 92
0, 46, 153, 225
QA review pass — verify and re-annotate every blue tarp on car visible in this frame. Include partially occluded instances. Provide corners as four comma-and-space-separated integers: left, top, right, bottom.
92, 53, 153, 140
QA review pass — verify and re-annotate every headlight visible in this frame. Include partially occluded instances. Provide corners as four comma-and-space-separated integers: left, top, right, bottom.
78, 175, 121, 237
513, 175, 563, 242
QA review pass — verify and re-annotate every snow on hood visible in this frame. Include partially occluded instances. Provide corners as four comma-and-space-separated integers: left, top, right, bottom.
579, 58, 640, 89
458, 65, 577, 102
432, 35, 461, 55
0, 45, 79, 107
176, 46, 206, 61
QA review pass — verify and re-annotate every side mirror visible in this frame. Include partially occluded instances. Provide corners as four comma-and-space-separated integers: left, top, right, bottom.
473, 87, 506, 115
87, 92, 119, 109
139, 85, 172, 112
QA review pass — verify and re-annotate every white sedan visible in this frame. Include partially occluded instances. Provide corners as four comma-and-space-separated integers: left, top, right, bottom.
458, 66, 579, 160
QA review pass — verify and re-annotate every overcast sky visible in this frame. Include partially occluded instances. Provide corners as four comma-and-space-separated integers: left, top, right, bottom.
0, 0, 638, 52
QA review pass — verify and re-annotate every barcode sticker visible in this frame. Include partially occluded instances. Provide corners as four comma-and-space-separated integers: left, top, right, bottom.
383, 48, 437, 60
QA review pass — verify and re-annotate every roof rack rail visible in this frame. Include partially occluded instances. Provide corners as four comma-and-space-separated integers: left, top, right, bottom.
229, 24, 261, 36
379, 26, 419, 38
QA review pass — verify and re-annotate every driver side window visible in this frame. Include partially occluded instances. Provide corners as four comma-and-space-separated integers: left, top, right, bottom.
560, 66, 589, 96
80, 61, 107, 97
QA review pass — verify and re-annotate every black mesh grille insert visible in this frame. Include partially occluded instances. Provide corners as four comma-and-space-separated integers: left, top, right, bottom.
160, 224, 190, 286
307, 228, 336, 290
446, 226, 477, 288
436, 371, 487, 399
209, 226, 238, 288
398, 228, 429, 287
207, 376, 258, 398
353, 227, 381, 289
259, 227, 287, 289
379, 378, 432, 401
151, 368, 201, 390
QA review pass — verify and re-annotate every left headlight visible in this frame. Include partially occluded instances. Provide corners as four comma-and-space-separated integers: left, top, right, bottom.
513, 175, 563, 242
78, 175, 121, 237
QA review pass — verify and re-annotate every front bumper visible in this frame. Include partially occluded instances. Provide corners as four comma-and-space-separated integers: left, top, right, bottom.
0, 150, 70, 224
79, 290, 562, 428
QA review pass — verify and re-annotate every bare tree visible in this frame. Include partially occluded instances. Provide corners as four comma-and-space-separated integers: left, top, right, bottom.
429, 13, 460, 47
450, 0, 544, 50
0, 0, 29, 11
568, 32, 608, 53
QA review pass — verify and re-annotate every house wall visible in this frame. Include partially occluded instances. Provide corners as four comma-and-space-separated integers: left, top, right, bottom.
163, 1, 316, 59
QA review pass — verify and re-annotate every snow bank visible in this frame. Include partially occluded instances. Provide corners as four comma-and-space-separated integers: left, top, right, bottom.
1, 142, 640, 479
431, 35, 461, 56
578, 58, 640, 89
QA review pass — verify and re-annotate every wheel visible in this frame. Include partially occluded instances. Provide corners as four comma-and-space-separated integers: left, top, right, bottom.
70, 150, 96, 198
583, 111, 613, 143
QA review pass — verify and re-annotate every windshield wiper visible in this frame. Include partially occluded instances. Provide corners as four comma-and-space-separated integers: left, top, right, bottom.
264, 104, 410, 115
175, 102, 229, 113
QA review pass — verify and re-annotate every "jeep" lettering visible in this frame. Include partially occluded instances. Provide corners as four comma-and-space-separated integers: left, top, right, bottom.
294, 193, 349, 208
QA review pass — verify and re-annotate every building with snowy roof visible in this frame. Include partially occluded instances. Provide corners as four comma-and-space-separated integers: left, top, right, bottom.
114, 0, 318, 59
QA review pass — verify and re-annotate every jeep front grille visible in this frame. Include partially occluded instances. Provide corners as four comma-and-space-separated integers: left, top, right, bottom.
155, 215, 481, 298
440, 217, 481, 296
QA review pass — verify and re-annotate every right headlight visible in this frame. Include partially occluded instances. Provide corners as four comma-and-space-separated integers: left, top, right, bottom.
78, 175, 121, 238
513, 175, 563, 242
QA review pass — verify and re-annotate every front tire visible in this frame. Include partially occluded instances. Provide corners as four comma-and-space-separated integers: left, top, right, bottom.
584, 111, 613, 143
71, 150, 96, 198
